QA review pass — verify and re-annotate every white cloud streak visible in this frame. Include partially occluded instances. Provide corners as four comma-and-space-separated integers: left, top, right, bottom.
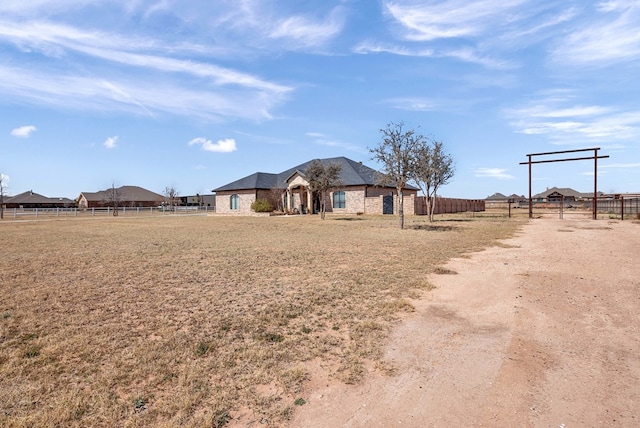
506, 94, 640, 146
385, 0, 529, 42
10, 125, 37, 137
0, 5, 296, 122
103, 136, 118, 149
0, 63, 286, 121
554, 1, 640, 66
384, 97, 437, 112
268, 8, 345, 49
474, 168, 515, 180
188, 137, 237, 153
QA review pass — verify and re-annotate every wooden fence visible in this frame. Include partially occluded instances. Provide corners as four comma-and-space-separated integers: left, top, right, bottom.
415, 197, 485, 215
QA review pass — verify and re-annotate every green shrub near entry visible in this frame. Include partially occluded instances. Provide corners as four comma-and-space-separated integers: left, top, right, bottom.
251, 198, 273, 212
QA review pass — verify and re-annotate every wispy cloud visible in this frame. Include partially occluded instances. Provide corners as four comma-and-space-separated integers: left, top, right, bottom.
306, 132, 365, 153
10, 125, 37, 137
188, 137, 238, 153
268, 7, 345, 49
0, 10, 293, 121
474, 168, 515, 180
374, 1, 576, 70
0, 63, 287, 121
353, 41, 512, 69
103, 136, 118, 149
506, 94, 640, 145
553, 1, 640, 66
384, 0, 566, 41
383, 97, 437, 112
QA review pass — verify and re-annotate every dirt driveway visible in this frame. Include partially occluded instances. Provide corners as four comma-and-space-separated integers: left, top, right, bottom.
291, 214, 640, 427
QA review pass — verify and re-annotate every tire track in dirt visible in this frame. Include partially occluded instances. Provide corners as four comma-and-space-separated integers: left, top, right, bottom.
291, 216, 640, 427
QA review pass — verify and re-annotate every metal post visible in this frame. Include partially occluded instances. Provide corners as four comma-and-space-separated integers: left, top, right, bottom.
528, 155, 532, 219
621, 196, 624, 221
594, 148, 598, 220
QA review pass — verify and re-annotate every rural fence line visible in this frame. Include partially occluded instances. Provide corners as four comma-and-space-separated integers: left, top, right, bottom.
596, 198, 640, 218
2, 206, 213, 219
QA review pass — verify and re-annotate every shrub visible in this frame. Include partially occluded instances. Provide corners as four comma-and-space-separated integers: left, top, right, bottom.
251, 198, 272, 212
251, 198, 273, 212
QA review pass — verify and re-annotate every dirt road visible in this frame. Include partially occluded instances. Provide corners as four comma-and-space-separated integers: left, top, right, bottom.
292, 215, 640, 427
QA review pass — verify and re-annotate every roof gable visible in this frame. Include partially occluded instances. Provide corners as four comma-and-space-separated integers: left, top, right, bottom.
486, 192, 507, 200
214, 156, 416, 192
214, 172, 279, 192
80, 186, 163, 202
5, 191, 74, 205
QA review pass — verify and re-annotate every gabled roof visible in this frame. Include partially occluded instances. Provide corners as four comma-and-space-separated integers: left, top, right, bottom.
80, 186, 163, 202
213, 156, 416, 192
485, 192, 507, 200
532, 187, 584, 199
4, 191, 74, 205
213, 172, 279, 192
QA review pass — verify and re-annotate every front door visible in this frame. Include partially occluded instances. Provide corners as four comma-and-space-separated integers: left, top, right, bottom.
383, 195, 394, 214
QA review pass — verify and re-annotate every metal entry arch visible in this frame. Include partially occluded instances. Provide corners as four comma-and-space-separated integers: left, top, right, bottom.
520, 148, 609, 220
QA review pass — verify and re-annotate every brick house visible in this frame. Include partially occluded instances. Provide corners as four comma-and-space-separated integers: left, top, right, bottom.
531, 187, 603, 203
213, 157, 418, 215
3, 191, 75, 209
77, 185, 164, 209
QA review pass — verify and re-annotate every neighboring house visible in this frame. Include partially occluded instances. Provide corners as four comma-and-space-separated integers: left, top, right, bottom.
213, 156, 418, 215
4, 191, 75, 209
77, 185, 164, 209
485, 192, 526, 208
485, 192, 508, 202
531, 187, 603, 203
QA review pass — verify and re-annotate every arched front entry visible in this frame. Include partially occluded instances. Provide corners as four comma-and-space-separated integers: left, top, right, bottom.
285, 173, 313, 214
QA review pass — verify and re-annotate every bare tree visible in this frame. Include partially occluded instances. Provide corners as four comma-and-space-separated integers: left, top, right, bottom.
370, 122, 424, 229
268, 187, 284, 212
304, 160, 342, 220
164, 186, 179, 209
0, 173, 8, 220
411, 140, 455, 222
103, 183, 123, 216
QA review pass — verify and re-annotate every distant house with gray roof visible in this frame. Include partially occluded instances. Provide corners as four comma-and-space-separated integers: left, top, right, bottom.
77, 185, 163, 209
531, 187, 603, 202
213, 157, 418, 215
3, 191, 75, 209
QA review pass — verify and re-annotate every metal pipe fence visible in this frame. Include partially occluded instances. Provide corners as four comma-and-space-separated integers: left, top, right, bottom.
596, 198, 640, 219
2, 206, 214, 219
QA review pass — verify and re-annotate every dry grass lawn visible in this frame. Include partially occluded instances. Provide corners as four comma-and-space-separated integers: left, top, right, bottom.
0, 213, 524, 427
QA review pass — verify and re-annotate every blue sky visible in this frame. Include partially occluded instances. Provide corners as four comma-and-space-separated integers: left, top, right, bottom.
1, 0, 639, 199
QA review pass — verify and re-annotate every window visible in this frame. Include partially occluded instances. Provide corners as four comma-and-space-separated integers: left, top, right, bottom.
230, 194, 239, 210
333, 191, 345, 209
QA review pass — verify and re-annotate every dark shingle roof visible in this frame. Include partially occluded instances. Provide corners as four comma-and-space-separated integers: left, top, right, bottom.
80, 186, 163, 202
4, 191, 74, 205
213, 172, 279, 192
214, 157, 416, 192
485, 192, 508, 201
532, 187, 582, 199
